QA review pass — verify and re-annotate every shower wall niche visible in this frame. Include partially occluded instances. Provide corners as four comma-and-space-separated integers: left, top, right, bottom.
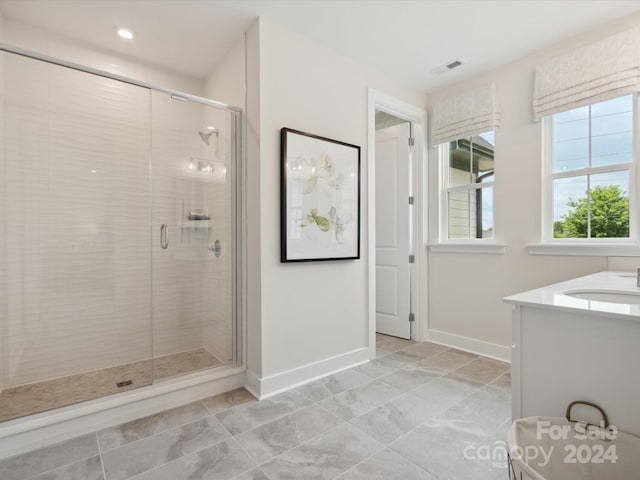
0, 48, 240, 422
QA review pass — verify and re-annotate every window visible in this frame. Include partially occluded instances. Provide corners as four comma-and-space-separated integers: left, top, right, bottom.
547, 95, 635, 240
441, 131, 495, 240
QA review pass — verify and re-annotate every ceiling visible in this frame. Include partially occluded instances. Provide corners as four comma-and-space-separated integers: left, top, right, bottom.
1, 0, 639, 93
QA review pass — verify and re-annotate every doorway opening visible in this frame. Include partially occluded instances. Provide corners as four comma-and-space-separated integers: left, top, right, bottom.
368, 89, 427, 353
375, 113, 413, 340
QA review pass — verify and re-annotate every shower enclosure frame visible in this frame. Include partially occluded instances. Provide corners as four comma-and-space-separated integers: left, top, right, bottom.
0, 43, 246, 415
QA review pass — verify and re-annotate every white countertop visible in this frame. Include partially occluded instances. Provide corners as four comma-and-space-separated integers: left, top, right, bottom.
503, 271, 640, 319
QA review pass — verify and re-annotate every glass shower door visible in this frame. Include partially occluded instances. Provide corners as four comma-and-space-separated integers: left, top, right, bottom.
151, 91, 237, 380
0, 53, 153, 421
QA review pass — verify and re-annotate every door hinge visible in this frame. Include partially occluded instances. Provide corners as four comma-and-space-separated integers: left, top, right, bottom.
408, 137, 415, 147
409, 254, 415, 263
409, 313, 415, 322
408, 196, 414, 205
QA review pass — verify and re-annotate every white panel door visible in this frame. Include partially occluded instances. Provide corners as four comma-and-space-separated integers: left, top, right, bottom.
375, 123, 411, 339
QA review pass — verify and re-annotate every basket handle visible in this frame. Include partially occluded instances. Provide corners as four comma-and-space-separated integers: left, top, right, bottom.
565, 400, 609, 428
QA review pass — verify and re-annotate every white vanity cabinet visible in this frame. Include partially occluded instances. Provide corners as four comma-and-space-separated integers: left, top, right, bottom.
504, 271, 640, 436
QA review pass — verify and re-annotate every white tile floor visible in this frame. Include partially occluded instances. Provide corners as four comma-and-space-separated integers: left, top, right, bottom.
0, 336, 512, 480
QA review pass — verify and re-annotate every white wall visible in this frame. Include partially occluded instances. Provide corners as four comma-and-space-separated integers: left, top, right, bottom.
426, 14, 640, 352
247, 18, 427, 390
245, 21, 263, 379
204, 36, 245, 111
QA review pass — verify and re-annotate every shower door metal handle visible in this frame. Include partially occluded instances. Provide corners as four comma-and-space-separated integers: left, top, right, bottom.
160, 224, 169, 249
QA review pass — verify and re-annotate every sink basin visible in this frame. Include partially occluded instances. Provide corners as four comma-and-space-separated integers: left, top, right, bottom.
564, 289, 640, 305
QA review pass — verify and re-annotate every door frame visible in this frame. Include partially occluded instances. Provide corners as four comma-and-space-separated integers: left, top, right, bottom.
367, 89, 428, 358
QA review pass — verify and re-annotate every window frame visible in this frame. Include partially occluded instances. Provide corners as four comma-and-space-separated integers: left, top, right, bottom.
438, 133, 497, 244
541, 94, 639, 244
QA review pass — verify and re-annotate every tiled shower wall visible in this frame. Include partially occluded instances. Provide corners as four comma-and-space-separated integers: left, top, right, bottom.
0, 51, 235, 389
2, 53, 153, 388
151, 91, 233, 363
151, 91, 206, 359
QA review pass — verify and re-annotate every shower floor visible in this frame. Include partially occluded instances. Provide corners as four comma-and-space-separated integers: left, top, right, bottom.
0, 348, 223, 423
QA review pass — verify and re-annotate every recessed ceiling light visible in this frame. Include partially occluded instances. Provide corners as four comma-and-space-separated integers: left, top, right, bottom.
117, 28, 134, 40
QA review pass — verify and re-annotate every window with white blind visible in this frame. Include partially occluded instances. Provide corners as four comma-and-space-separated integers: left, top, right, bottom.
431, 83, 500, 244
531, 28, 640, 251
545, 94, 636, 241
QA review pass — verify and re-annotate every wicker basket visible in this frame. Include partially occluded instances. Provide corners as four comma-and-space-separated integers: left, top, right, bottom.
507, 401, 640, 480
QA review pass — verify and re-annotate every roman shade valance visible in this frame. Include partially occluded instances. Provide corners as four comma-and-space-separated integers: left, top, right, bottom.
533, 28, 640, 120
430, 83, 500, 146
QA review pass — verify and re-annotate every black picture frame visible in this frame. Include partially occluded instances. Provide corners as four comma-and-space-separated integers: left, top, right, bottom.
280, 128, 361, 262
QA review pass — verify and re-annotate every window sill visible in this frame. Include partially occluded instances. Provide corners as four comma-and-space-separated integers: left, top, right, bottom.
527, 243, 640, 257
428, 243, 506, 255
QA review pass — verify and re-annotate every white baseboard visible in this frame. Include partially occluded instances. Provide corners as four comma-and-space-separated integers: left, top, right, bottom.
244, 369, 262, 399
426, 329, 511, 362
249, 347, 370, 399
0, 366, 246, 460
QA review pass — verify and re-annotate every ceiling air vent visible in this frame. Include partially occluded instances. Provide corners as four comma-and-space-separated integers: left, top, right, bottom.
429, 59, 464, 76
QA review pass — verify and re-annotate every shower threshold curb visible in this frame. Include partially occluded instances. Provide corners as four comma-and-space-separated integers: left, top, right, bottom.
0, 364, 246, 458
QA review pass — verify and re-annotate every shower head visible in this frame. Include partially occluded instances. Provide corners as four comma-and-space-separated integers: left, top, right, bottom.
198, 127, 218, 145
198, 131, 212, 145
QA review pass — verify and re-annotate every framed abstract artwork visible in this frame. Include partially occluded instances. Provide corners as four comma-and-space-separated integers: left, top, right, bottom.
280, 128, 361, 262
